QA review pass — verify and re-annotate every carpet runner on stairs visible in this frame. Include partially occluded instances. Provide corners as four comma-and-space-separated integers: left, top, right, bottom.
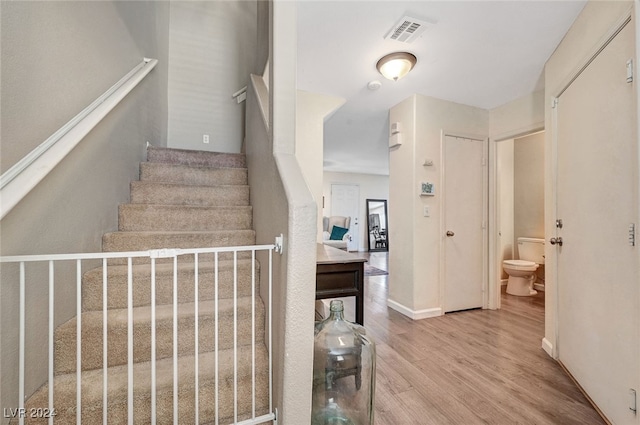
18, 147, 270, 424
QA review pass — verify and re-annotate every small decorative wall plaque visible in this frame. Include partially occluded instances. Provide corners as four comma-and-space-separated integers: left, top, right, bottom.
420, 182, 435, 196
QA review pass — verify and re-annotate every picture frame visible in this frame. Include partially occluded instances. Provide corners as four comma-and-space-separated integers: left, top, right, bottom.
420, 181, 435, 196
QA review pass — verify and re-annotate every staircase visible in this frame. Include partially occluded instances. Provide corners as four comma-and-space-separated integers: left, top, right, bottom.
19, 147, 270, 424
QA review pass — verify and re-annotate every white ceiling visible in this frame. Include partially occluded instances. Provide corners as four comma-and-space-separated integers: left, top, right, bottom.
296, 1, 587, 175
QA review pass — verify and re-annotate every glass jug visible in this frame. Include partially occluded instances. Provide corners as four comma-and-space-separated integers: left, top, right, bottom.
312, 300, 376, 425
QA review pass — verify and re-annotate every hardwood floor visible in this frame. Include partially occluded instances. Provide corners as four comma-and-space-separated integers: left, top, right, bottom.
360, 251, 605, 425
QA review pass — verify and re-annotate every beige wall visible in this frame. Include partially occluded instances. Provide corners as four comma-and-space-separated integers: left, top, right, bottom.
0, 1, 169, 171
389, 94, 489, 316
0, 1, 170, 417
265, 2, 317, 423
322, 171, 389, 250
167, 1, 257, 153
514, 132, 545, 247
490, 90, 545, 140
295, 90, 345, 242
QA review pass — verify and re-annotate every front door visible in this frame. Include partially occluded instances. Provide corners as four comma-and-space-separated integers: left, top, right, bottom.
555, 19, 638, 423
444, 135, 487, 312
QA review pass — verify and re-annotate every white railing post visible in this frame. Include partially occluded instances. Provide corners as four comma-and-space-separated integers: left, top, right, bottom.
233, 250, 239, 424
214, 252, 220, 425
251, 250, 256, 418
19, 262, 25, 425
102, 259, 108, 425
268, 247, 274, 417
172, 256, 178, 425
151, 258, 157, 425
76, 259, 82, 424
194, 253, 200, 424
48, 261, 55, 425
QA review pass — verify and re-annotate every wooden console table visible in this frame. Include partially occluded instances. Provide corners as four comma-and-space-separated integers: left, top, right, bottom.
316, 244, 367, 325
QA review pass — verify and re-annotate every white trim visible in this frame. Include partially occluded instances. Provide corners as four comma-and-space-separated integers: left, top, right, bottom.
541, 337, 555, 358
387, 298, 442, 320
492, 123, 544, 143
0, 58, 158, 220
249, 75, 270, 130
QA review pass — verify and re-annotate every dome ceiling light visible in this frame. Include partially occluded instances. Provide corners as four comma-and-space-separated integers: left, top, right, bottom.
376, 52, 417, 81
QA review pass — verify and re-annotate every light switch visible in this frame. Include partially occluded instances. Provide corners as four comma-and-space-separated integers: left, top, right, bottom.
423, 206, 430, 217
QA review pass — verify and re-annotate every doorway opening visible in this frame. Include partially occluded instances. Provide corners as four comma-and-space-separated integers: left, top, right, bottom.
491, 130, 545, 309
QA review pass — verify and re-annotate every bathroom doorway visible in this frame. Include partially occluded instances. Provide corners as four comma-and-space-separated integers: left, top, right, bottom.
491, 131, 545, 309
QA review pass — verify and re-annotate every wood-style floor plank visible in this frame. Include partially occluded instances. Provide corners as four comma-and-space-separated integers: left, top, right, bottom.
358, 252, 605, 425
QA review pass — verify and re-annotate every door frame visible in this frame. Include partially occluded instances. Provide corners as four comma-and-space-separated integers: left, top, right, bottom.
439, 130, 489, 311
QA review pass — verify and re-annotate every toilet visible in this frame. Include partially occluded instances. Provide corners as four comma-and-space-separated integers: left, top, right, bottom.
503, 237, 545, 296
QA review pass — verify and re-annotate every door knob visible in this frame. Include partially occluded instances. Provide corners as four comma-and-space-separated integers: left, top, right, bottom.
550, 237, 563, 246
446, 231, 455, 237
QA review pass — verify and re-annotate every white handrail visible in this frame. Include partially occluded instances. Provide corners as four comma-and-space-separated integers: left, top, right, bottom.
0, 58, 158, 220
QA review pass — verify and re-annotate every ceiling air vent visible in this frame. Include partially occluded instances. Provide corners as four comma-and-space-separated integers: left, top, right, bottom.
384, 16, 435, 44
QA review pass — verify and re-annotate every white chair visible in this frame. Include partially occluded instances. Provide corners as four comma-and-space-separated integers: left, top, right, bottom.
322, 216, 351, 250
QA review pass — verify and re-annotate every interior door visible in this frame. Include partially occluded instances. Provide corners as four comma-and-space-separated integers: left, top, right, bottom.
555, 20, 638, 423
444, 135, 487, 312
331, 184, 360, 251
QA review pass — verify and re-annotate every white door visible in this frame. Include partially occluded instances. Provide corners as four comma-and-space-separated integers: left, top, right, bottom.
444, 135, 487, 312
555, 20, 638, 424
331, 184, 360, 251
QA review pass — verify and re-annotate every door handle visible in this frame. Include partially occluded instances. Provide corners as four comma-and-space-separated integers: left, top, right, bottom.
550, 237, 563, 246
446, 231, 455, 237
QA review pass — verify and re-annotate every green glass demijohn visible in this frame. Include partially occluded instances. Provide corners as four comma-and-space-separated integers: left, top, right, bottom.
312, 300, 376, 425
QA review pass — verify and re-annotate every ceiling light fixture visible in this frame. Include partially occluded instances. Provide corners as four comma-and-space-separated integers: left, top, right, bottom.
376, 52, 417, 81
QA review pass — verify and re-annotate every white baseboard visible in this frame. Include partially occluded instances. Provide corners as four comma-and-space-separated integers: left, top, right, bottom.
387, 298, 442, 320
500, 279, 508, 286
542, 337, 555, 358
533, 283, 545, 291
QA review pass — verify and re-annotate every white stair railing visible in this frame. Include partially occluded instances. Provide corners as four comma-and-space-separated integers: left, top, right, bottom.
0, 243, 278, 425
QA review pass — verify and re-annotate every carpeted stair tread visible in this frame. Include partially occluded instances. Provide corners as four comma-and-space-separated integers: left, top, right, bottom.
130, 181, 250, 207
55, 297, 265, 374
22, 345, 269, 424
118, 204, 253, 232
147, 146, 246, 168
140, 162, 247, 186
82, 259, 260, 311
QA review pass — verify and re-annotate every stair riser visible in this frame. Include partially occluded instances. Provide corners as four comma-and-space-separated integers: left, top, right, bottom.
19, 349, 269, 425
147, 146, 247, 168
102, 231, 256, 264
55, 302, 265, 374
130, 182, 250, 207
82, 263, 260, 311
118, 205, 253, 232
140, 162, 247, 186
